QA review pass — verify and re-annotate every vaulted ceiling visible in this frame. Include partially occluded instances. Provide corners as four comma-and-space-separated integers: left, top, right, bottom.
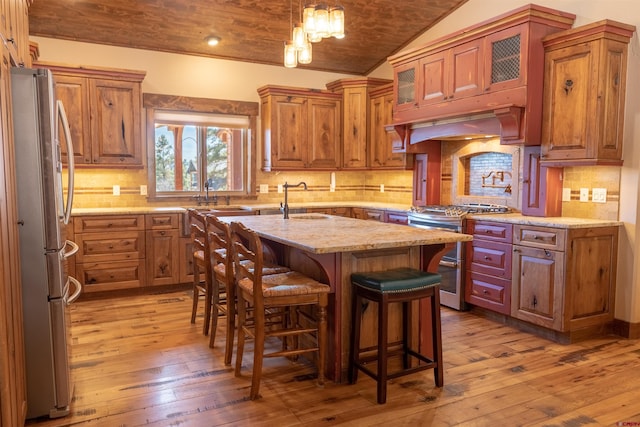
29, 0, 468, 75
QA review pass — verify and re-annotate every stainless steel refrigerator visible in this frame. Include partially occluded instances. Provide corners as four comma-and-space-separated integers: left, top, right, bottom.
11, 67, 81, 419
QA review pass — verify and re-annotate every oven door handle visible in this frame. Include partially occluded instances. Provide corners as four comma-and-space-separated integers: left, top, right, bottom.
439, 260, 458, 268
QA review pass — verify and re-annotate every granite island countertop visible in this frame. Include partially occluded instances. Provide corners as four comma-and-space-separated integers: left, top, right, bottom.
216, 213, 472, 254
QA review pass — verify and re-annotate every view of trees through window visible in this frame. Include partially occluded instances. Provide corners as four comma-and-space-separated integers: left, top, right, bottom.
154, 122, 244, 194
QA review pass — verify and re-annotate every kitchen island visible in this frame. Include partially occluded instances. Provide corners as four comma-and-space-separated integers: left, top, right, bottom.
217, 213, 472, 382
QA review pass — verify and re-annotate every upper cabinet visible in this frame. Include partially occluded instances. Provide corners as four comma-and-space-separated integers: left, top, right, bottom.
388, 5, 575, 145
325, 78, 410, 170
0, 0, 31, 67
540, 20, 635, 167
34, 62, 146, 167
259, 85, 341, 171
259, 80, 411, 171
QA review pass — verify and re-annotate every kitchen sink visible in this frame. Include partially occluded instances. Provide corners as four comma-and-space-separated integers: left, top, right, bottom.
290, 214, 328, 220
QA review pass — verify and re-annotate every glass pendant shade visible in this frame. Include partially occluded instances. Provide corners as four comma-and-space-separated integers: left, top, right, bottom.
329, 5, 345, 39
292, 24, 307, 50
314, 4, 330, 38
284, 42, 297, 68
298, 41, 312, 64
302, 4, 316, 34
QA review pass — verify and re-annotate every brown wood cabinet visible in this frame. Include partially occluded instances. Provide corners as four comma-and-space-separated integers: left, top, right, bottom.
511, 224, 618, 337
145, 214, 180, 286
521, 145, 562, 217
307, 206, 351, 217
35, 62, 146, 167
412, 146, 441, 206
326, 78, 389, 169
258, 85, 341, 171
351, 207, 384, 221
0, 0, 30, 67
385, 211, 408, 225
388, 5, 574, 145
369, 84, 410, 169
465, 220, 513, 315
540, 20, 635, 166
73, 215, 146, 292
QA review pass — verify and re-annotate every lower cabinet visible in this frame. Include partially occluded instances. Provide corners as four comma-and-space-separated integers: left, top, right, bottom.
145, 213, 180, 286
73, 213, 183, 292
307, 206, 352, 217
351, 207, 384, 221
464, 220, 513, 315
511, 224, 618, 334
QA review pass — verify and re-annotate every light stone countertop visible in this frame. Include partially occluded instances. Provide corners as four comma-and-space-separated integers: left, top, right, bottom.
70, 205, 622, 230
468, 212, 622, 228
217, 213, 472, 254
70, 202, 411, 216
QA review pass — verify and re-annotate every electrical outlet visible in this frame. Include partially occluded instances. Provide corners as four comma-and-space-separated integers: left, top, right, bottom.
562, 187, 571, 202
579, 188, 589, 202
259, 184, 269, 194
113, 185, 120, 196
592, 188, 607, 203
140, 185, 147, 195
277, 184, 283, 193
380, 184, 384, 193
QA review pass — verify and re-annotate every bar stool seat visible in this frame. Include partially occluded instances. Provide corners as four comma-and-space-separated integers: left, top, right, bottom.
349, 267, 443, 404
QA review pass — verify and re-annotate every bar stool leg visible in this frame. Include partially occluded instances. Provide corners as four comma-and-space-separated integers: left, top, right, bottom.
377, 293, 389, 404
348, 289, 362, 384
432, 289, 444, 387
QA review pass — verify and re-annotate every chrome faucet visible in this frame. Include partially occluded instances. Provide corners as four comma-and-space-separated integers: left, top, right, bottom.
204, 179, 218, 206
281, 181, 307, 219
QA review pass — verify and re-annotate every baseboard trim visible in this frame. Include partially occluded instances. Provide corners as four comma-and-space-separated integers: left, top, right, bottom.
611, 319, 640, 339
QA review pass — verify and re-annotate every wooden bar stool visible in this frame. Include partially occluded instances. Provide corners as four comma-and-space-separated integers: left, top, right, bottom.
349, 267, 443, 404
231, 221, 330, 400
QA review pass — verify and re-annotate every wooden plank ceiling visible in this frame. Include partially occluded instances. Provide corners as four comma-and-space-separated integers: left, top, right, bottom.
28, 0, 468, 75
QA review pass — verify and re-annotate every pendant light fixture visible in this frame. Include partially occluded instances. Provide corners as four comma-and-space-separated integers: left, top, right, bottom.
284, 1, 344, 68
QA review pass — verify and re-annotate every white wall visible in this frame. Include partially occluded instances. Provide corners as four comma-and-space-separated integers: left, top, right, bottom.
32, 0, 640, 324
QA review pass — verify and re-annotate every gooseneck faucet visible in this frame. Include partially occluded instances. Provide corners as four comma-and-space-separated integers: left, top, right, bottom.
281, 181, 307, 219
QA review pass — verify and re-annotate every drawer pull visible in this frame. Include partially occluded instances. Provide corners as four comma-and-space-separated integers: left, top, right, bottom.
533, 235, 540, 240
484, 256, 491, 260
483, 289, 489, 294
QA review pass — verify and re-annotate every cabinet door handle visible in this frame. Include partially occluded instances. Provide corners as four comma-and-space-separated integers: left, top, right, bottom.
564, 79, 573, 94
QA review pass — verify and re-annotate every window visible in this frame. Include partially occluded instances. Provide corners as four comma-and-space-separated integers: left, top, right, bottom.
144, 94, 259, 200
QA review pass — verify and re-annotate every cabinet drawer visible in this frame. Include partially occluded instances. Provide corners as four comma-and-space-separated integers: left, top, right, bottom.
145, 213, 179, 229
513, 225, 565, 251
74, 215, 145, 233
77, 259, 146, 292
385, 212, 408, 225
466, 240, 512, 278
75, 231, 146, 263
465, 271, 511, 315
466, 220, 513, 243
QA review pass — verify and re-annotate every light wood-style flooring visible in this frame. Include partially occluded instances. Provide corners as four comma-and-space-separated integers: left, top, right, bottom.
26, 288, 640, 426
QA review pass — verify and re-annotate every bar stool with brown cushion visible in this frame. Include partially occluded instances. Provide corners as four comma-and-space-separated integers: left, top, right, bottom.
205, 214, 290, 365
188, 208, 213, 336
230, 221, 330, 400
349, 267, 443, 404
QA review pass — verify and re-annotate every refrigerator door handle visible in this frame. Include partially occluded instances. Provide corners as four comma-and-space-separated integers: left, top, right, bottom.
66, 276, 82, 305
62, 240, 79, 259
57, 100, 74, 225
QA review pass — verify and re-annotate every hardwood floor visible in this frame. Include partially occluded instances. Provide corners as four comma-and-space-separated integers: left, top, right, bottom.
26, 288, 640, 427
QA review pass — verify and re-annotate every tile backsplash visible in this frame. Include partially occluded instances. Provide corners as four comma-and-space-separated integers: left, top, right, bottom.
66, 147, 620, 221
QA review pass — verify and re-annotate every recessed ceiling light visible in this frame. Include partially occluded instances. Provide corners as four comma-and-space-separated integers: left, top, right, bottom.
205, 36, 221, 46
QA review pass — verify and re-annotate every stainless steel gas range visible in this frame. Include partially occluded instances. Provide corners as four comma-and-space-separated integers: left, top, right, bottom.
407, 204, 511, 310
